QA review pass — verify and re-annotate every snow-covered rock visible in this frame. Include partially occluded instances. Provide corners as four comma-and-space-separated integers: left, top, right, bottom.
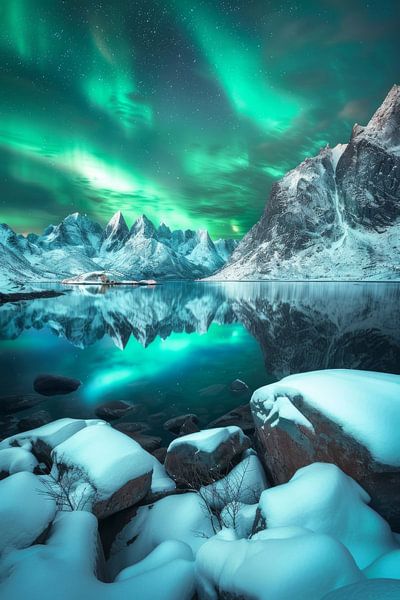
212, 85, 400, 281
0, 418, 102, 455
364, 548, 400, 579
0, 447, 38, 475
165, 426, 251, 485
323, 579, 400, 599
255, 463, 398, 569
251, 369, 400, 529
0, 472, 56, 555
52, 424, 154, 518
0, 510, 195, 600
108, 492, 214, 579
195, 528, 362, 600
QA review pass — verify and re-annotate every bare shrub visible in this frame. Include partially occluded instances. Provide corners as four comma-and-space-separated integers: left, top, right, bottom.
38, 456, 98, 512
178, 455, 258, 536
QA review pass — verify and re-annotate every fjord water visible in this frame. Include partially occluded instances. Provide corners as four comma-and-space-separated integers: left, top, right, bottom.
0, 282, 399, 442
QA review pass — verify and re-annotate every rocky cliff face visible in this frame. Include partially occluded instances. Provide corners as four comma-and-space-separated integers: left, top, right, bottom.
213, 85, 400, 280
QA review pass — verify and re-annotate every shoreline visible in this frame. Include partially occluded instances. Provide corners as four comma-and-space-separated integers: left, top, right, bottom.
0, 290, 65, 305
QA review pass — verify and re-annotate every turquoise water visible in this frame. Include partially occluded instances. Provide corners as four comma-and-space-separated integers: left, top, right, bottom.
1, 282, 399, 442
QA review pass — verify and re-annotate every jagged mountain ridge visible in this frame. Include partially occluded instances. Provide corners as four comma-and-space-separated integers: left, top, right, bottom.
212, 85, 400, 281
0, 212, 238, 288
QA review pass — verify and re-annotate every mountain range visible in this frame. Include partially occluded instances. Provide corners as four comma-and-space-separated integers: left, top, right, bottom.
0, 212, 238, 289
212, 85, 400, 280
1, 86, 399, 287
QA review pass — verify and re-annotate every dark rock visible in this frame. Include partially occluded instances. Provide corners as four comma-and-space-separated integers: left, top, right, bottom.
208, 404, 255, 434
230, 379, 249, 393
0, 290, 63, 305
17, 410, 52, 432
148, 411, 168, 423
164, 414, 200, 436
122, 432, 162, 452
95, 400, 135, 421
33, 374, 81, 396
114, 421, 150, 434
152, 447, 167, 463
93, 472, 152, 520
198, 384, 226, 397
99, 504, 138, 559
165, 426, 251, 487
0, 394, 45, 416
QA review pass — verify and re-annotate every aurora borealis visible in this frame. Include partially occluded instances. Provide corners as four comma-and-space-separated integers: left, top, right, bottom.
0, 1, 399, 238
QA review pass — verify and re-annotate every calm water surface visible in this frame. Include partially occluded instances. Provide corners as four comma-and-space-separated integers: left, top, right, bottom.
1, 282, 399, 443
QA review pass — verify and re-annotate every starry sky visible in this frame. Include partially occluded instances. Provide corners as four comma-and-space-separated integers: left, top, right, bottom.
0, 0, 399, 238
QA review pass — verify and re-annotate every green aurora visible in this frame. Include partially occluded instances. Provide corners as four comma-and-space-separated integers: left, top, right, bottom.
0, 0, 399, 237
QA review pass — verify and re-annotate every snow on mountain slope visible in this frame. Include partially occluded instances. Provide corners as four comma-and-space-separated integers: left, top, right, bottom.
211, 85, 400, 281
0, 213, 236, 288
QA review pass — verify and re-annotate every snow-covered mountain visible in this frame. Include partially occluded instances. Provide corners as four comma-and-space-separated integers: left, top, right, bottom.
0, 213, 236, 289
212, 85, 400, 281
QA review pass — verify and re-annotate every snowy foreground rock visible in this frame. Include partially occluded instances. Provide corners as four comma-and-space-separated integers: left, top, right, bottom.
165, 425, 251, 485
251, 369, 400, 529
1, 403, 400, 599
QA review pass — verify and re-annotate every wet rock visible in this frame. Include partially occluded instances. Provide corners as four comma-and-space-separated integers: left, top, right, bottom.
165, 426, 251, 486
95, 400, 135, 421
164, 414, 200, 436
152, 447, 167, 463
121, 431, 162, 452
208, 403, 255, 434
113, 421, 150, 434
198, 383, 226, 397
0, 394, 45, 416
230, 379, 249, 393
33, 374, 81, 396
17, 411, 52, 433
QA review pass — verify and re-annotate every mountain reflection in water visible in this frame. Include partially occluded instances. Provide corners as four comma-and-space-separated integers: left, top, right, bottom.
0, 282, 399, 439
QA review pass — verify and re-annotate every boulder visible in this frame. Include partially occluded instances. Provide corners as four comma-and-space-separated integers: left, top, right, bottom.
124, 432, 162, 452
51, 424, 154, 519
114, 421, 150, 434
164, 414, 200, 436
33, 374, 81, 396
165, 426, 251, 486
0, 472, 57, 553
208, 403, 255, 434
95, 400, 136, 421
152, 447, 167, 463
0, 418, 102, 464
230, 379, 249, 393
17, 410, 52, 432
251, 370, 400, 529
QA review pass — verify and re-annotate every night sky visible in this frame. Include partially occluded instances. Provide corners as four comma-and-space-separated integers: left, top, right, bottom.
0, 1, 399, 238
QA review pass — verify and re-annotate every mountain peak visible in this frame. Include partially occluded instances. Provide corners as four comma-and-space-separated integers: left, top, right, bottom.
106, 211, 128, 233
359, 84, 400, 153
130, 214, 156, 238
